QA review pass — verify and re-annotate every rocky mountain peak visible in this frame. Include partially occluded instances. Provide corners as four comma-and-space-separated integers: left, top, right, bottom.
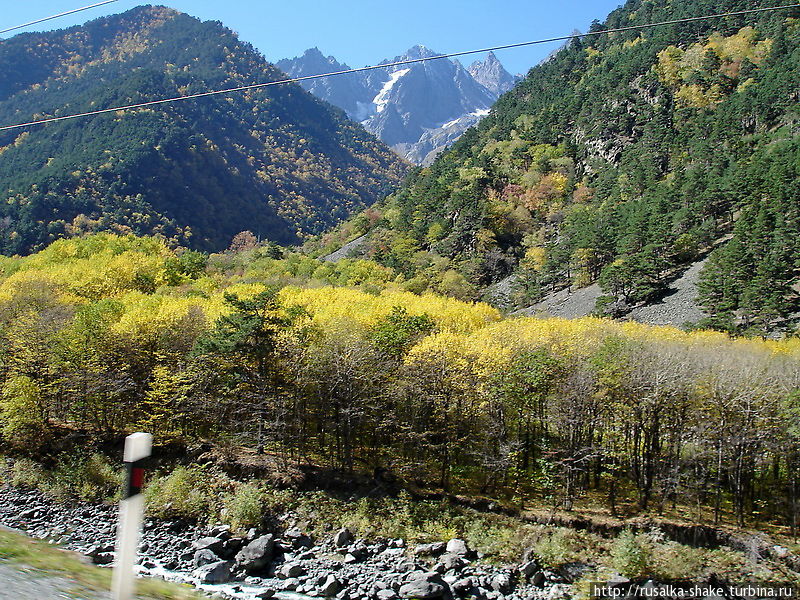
468, 51, 518, 96
277, 45, 520, 164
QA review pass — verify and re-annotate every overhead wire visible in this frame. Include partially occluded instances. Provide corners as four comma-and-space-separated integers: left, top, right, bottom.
0, 2, 798, 133
0, 0, 120, 36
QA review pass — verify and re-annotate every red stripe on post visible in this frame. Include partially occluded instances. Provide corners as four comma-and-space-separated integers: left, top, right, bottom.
131, 467, 145, 489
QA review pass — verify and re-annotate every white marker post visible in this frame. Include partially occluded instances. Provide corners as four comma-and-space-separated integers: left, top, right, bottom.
112, 432, 152, 600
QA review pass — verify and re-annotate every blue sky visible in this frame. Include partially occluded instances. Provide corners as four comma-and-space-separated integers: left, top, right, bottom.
3, 1, 625, 75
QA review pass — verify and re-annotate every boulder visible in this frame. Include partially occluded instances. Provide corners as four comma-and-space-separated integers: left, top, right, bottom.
279, 561, 307, 579
438, 553, 466, 572
520, 560, 540, 580
220, 536, 244, 559
320, 575, 344, 597
92, 552, 115, 566
414, 542, 447, 557
235, 534, 275, 573
193, 560, 232, 584
255, 590, 276, 600
531, 571, 546, 588
209, 524, 232, 539
377, 590, 398, 600
451, 578, 474, 595
282, 578, 301, 591
193, 536, 226, 554
334, 528, 354, 547
490, 573, 512, 594
194, 549, 219, 567
445, 539, 471, 557
399, 572, 450, 600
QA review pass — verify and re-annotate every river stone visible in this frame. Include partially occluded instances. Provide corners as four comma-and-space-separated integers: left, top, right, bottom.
334, 528, 353, 547
93, 552, 115, 565
282, 578, 301, 591
531, 571, 546, 588
490, 573, 512, 594
445, 539, 470, 557
255, 591, 276, 599
193, 560, 232, 584
399, 573, 449, 599
279, 561, 307, 578
235, 534, 275, 573
320, 575, 344, 596
220, 536, 244, 559
193, 536, 226, 554
438, 553, 466, 572
452, 578, 474, 594
377, 590, 398, 600
520, 560, 540, 579
209, 524, 231, 539
414, 542, 447, 556
194, 548, 218, 567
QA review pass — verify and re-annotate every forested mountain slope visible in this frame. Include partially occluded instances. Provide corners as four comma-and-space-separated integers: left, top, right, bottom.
353, 0, 800, 335
0, 6, 407, 254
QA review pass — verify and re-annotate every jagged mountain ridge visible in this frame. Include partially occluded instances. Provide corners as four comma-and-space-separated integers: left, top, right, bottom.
0, 6, 407, 254
277, 46, 518, 164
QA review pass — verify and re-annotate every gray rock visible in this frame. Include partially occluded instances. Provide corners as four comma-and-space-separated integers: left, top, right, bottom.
531, 571, 546, 588
377, 590, 398, 600
220, 536, 244, 559
445, 539, 471, 557
235, 534, 275, 573
399, 572, 449, 599
209, 524, 231, 539
285, 528, 314, 549
414, 542, 447, 556
192, 536, 226, 554
194, 548, 218, 567
334, 528, 354, 547
320, 575, 344, 596
452, 578, 474, 594
279, 561, 307, 578
546, 584, 571, 600
283, 578, 301, 591
438, 553, 466, 572
255, 591, 276, 600
520, 560, 540, 579
193, 560, 232, 584
490, 573, 512, 594
92, 552, 115, 565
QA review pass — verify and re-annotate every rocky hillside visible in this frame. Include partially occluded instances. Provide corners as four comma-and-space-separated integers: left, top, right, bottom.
0, 6, 408, 254
277, 47, 518, 165
346, 0, 800, 335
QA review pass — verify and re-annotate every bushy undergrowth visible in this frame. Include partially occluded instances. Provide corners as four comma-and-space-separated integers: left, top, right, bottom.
221, 481, 268, 531
143, 466, 218, 521
4, 453, 120, 502
609, 529, 653, 578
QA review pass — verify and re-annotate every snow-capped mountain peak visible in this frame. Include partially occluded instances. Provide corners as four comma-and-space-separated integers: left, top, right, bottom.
276, 45, 520, 164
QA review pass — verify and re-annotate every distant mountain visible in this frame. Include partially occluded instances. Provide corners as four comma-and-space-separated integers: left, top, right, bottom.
277, 46, 519, 164
0, 6, 407, 255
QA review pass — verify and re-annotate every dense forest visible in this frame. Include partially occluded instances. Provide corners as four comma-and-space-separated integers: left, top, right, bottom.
339, 0, 800, 335
0, 6, 407, 255
1, 234, 798, 534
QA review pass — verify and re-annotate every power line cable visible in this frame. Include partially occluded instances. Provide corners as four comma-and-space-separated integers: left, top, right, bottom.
0, 0, 120, 36
1, 2, 798, 133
